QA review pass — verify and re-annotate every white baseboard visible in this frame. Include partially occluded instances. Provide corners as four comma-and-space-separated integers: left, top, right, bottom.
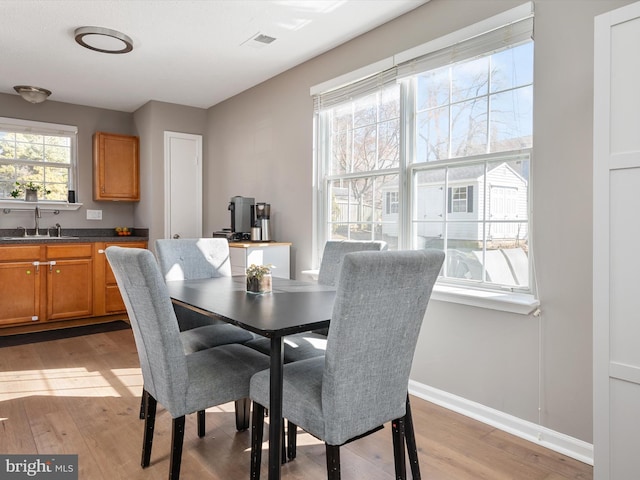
408, 380, 593, 466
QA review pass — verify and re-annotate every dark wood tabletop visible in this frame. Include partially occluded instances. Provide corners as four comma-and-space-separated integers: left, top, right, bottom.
166, 276, 335, 337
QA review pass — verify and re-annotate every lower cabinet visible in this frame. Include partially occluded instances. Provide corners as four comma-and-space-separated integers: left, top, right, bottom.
46, 244, 93, 321
0, 245, 42, 326
94, 241, 147, 315
0, 244, 93, 326
0, 240, 147, 331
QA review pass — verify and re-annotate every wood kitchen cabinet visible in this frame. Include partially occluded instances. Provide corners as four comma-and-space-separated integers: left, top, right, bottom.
0, 244, 93, 326
93, 131, 140, 201
0, 245, 42, 326
46, 244, 93, 321
94, 241, 147, 315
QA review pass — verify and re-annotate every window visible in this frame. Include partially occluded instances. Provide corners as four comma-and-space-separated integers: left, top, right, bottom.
319, 83, 401, 248
314, 6, 534, 295
0, 117, 77, 201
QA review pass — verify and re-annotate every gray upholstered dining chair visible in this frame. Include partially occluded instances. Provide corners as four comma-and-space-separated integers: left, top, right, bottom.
244, 240, 388, 461
244, 240, 388, 362
155, 238, 255, 348
316, 239, 388, 287
249, 249, 445, 480
105, 246, 270, 480
153, 238, 256, 429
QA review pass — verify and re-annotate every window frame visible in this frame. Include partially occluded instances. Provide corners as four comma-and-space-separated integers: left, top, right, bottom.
312, 3, 539, 313
0, 117, 78, 202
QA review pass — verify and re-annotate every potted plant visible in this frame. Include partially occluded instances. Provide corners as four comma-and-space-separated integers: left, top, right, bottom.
10, 181, 51, 202
246, 264, 273, 294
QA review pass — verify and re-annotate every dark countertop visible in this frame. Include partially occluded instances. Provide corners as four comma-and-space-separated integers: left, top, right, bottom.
0, 228, 149, 245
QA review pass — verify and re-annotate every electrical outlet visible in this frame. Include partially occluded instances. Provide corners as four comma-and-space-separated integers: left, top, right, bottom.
86, 209, 102, 220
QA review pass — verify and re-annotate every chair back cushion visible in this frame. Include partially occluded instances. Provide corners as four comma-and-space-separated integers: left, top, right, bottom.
317, 240, 387, 287
105, 246, 190, 413
322, 249, 444, 445
155, 238, 232, 281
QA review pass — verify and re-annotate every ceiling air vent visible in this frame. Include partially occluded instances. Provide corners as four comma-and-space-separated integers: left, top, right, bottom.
241, 33, 277, 49
254, 34, 276, 45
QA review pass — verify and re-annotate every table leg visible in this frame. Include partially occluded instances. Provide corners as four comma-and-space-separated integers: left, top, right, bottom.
268, 336, 284, 480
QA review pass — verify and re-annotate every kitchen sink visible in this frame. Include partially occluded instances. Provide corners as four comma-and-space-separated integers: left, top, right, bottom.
1, 236, 79, 240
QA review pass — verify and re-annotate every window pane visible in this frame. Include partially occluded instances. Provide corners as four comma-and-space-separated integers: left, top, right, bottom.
331, 130, 350, 175
476, 237, 529, 287
380, 83, 400, 122
451, 97, 488, 157
414, 168, 446, 220
417, 66, 450, 110
379, 118, 400, 169
490, 85, 533, 151
330, 174, 399, 245
0, 137, 16, 159
490, 42, 534, 93
451, 56, 489, 103
329, 85, 400, 174
353, 93, 378, 129
352, 124, 377, 173
416, 106, 449, 163
44, 166, 70, 201
444, 246, 483, 281
487, 159, 529, 223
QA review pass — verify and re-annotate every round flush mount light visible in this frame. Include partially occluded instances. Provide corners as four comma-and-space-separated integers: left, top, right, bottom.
13, 86, 52, 104
74, 26, 133, 54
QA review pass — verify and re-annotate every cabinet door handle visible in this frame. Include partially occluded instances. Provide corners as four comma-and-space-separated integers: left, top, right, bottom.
49, 260, 56, 272
98, 249, 105, 254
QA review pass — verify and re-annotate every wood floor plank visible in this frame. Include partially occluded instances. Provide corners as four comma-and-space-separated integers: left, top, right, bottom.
0, 326, 593, 480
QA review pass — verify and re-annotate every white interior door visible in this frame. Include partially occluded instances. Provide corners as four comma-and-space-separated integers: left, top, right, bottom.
594, 3, 640, 478
164, 131, 202, 239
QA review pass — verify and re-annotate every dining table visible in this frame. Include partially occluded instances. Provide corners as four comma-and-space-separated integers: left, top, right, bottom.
166, 275, 336, 480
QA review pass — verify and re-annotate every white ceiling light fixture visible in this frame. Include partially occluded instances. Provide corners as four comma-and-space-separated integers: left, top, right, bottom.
74, 26, 133, 54
13, 86, 52, 104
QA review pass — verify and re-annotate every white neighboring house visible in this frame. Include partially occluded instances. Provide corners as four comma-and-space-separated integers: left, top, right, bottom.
382, 162, 528, 244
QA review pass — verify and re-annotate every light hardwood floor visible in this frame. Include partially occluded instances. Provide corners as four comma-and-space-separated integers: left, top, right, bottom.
0, 326, 592, 480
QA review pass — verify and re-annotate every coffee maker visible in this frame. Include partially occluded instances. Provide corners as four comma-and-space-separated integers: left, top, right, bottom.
228, 196, 254, 240
255, 202, 271, 241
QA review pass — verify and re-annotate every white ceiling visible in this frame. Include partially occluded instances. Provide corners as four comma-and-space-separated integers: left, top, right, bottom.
1, 0, 427, 112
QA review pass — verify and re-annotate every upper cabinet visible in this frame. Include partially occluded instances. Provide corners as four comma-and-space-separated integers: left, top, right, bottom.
93, 131, 140, 201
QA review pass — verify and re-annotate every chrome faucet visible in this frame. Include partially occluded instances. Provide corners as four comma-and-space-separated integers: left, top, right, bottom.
34, 206, 41, 236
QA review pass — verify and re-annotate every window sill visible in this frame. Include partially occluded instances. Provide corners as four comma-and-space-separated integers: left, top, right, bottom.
0, 199, 83, 212
431, 284, 540, 315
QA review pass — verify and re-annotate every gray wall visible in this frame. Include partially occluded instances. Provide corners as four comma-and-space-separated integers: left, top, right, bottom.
133, 100, 207, 249
204, 0, 635, 443
0, 93, 137, 230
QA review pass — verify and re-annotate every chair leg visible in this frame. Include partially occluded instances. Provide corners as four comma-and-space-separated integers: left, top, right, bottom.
235, 397, 251, 431
250, 402, 265, 480
197, 410, 205, 438
141, 390, 157, 468
405, 396, 421, 479
392, 417, 407, 480
169, 416, 186, 480
287, 421, 297, 461
326, 444, 341, 480
139, 387, 146, 420
281, 423, 287, 464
